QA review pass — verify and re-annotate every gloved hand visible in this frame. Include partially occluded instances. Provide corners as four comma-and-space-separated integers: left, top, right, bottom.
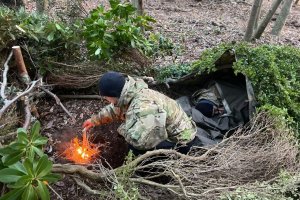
82, 119, 95, 130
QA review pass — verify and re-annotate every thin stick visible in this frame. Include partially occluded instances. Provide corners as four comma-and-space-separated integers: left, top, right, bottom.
46, 184, 64, 200
73, 177, 101, 195
1, 51, 13, 100
0, 79, 41, 119
23, 96, 31, 130
40, 87, 75, 122
57, 95, 102, 100
170, 169, 188, 198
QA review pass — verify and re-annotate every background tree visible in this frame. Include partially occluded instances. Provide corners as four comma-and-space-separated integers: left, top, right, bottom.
35, 0, 48, 13
244, 0, 263, 41
131, 0, 143, 15
271, 0, 294, 35
252, 0, 283, 39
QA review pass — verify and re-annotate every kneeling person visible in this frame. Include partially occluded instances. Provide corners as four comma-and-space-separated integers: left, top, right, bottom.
83, 71, 197, 155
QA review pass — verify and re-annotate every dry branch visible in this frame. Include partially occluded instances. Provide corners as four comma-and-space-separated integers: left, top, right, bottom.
40, 87, 75, 122
1, 51, 13, 100
0, 79, 41, 119
52, 112, 299, 199
23, 96, 31, 130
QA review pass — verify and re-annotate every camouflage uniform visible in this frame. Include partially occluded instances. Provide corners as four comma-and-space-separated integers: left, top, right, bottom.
91, 76, 197, 150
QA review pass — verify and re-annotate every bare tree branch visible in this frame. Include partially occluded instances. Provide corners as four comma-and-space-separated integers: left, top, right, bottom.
0, 79, 41, 119
40, 87, 75, 122
1, 51, 13, 100
23, 96, 31, 130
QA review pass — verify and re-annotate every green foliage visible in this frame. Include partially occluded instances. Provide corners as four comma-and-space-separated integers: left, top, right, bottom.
191, 43, 300, 133
0, 121, 47, 165
0, 121, 60, 200
83, 0, 156, 60
113, 151, 139, 200
156, 63, 192, 82
0, 6, 81, 72
147, 33, 176, 57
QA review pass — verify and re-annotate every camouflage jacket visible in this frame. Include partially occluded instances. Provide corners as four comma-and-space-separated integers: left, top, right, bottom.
91, 76, 197, 150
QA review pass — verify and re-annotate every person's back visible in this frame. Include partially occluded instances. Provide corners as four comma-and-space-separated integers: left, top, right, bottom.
116, 76, 197, 150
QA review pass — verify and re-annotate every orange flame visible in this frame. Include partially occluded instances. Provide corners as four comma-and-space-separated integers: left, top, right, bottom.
63, 131, 100, 164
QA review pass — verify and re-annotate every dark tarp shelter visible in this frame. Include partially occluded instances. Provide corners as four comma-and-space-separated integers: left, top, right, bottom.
154, 49, 257, 146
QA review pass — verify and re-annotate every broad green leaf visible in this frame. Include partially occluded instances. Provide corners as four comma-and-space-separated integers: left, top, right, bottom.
0, 146, 16, 156
47, 32, 54, 41
12, 175, 32, 188
35, 155, 52, 178
95, 48, 101, 55
41, 173, 61, 183
32, 136, 48, 146
32, 146, 45, 157
55, 23, 62, 31
9, 162, 26, 174
130, 39, 135, 48
17, 131, 29, 144
10, 142, 27, 150
27, 146, 35, 162
0, 187, 25, 200
17, 128, 27, 135
22, 184, 35, 200
37, 180, 50, 200
0, 168, 25, 183
23, 159, 34, 176
30, 121, 41, 140
2, 150, 24, 166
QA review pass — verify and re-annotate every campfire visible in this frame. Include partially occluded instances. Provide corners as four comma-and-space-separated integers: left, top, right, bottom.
63, 130, 100, 164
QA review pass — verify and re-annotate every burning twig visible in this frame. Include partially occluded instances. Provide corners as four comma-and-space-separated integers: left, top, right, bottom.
62, 129, 100, 164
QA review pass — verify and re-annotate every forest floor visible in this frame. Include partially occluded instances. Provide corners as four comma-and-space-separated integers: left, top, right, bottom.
29, 0, 300, 199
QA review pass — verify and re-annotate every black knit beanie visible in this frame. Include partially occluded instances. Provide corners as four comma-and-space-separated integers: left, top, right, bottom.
195, 99, 215, 118
98, 71, 126, 97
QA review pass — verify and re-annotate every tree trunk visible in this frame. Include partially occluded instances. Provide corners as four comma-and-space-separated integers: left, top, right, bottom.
131, 0, 143, 15
244, 0, 263, 41
35, 0, 48, 13
253, 0, 283, 39
271, 0, 293, 36
254, 0, 263, 29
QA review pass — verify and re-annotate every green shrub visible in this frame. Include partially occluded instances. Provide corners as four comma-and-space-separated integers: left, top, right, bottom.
0, 6, 82, 72
0, 121, 60, 200
156, 63, 192, 82
82, 0, 156, 60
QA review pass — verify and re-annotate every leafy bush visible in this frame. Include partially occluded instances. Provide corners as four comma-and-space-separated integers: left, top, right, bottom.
0, 121, 60, 200
193, 44, 300, 113
156, 63, 192, 82
83, 0, 156, 59
0, 6, 81, 72
157, 43, 300, 133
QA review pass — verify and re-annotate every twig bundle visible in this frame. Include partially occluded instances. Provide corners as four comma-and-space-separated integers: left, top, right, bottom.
53, 112, 299, 199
